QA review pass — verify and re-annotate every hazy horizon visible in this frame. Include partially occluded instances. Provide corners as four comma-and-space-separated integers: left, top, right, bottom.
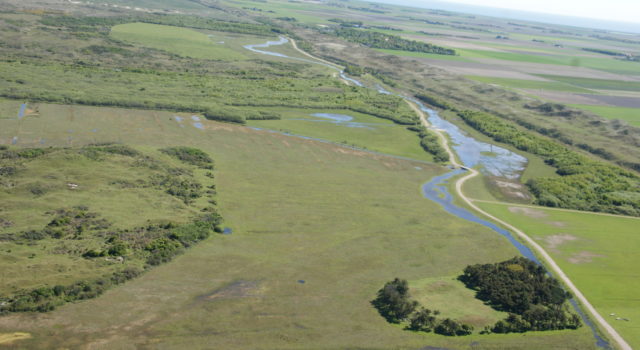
369, 0, 640, 33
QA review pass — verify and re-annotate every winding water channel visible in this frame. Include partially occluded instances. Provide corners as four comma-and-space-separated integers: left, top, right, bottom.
244, 37, 609, 348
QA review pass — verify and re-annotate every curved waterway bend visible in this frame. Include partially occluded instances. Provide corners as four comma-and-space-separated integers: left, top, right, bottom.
245, 37, 611, 349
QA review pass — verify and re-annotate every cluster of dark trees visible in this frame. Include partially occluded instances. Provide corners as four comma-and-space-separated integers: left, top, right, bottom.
461, 257, 582, 333
457, 110, 640, 216
332, 28, 456, 55
372, 278, 473, 336
407, 125, 449, 163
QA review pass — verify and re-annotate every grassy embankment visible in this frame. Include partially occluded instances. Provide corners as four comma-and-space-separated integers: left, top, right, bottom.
476, 202, 640, 349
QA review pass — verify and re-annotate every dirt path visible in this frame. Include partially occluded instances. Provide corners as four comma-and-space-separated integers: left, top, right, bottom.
289, 38, 343, 70
287, 35, 629, 349
418, 113, 632, 350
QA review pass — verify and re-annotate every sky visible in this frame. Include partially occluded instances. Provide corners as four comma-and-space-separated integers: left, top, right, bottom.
369, 0, 640, 33
444, 0, 639, 24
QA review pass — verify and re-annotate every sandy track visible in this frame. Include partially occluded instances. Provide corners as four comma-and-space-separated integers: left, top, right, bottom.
290, 35, 630, 349
418, 112, 632, 350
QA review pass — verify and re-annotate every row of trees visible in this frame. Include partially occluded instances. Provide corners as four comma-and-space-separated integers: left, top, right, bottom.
457, 110, 640, 216
407, 125, 449, 163
331, 27, 456, 55
460, 257, 582, 333
372, 278, 473, 336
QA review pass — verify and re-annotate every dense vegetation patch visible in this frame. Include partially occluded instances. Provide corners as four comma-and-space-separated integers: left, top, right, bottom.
330, 27, 456, 55
372, 278, 473, 336
160, 146, 214, 169
408, 125, 449, 163
460, 257, 582, 333
0, 145, 223, 313
457, 110, 640, 216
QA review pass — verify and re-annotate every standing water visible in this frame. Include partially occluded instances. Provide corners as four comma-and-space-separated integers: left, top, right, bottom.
244, 38, 609, 348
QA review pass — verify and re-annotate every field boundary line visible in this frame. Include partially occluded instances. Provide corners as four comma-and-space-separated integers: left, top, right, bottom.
470, 198, 640, 220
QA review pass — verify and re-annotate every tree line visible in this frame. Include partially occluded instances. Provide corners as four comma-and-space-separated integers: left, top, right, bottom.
457, 110, 640, 216
460, 257, 582, 333
331, 27, 456, 55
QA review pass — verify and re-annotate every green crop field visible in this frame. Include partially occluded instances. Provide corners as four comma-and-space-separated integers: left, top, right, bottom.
465, 76, 595, 93
111, 22, 258, 61
476, 202, 640, 349
570, 104, 640, 127
539, 75, 640, 92
0, 102, 598, 349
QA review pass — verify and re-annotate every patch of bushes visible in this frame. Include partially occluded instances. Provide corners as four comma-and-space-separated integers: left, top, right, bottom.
160, 146, 214, 169
19, 207, 111, 241
150, 174, 203, 205
372, 278, 473, 336
0, 267, 142, 313
415, 94, 457, 111
0, 147, 50, 160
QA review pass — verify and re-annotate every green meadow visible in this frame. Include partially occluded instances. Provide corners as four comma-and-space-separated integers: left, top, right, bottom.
539, 75, 640, 92
476, 202, 640, 349
0, 101, 598, 349
247, 108, 434, 162
570, 104, 640, 127
465, 76, 595, 93
110, 23, 249, 60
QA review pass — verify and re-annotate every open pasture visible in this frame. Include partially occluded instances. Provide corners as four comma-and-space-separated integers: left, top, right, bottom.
475, 201, 640, 349
569, 104, 640, 127
110, 22, 253, 60
247, 108, 434, 162
465, 76, 595, 93
0, 101, 598, 349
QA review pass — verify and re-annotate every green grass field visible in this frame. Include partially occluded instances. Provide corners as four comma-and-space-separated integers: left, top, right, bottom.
247, 108, 434, 162
0, 101, 598, 349
569, 104, 640, 127
475, 202, 640, 349
465, 76, 595, 93
539, 75, 640, 92
110, 23, 250, 60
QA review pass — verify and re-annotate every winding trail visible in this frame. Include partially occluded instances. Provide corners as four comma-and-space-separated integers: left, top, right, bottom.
422, 118, 632, 350
289, 36, 631, 350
